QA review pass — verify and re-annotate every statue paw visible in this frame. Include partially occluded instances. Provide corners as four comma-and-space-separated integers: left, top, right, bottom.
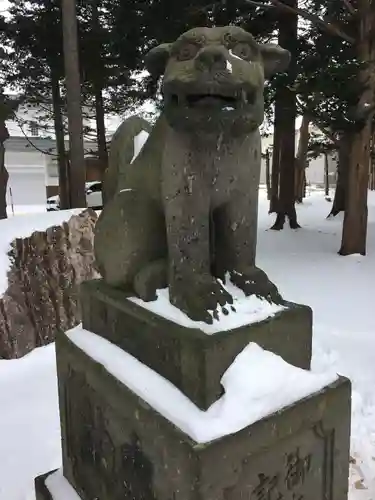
229, 267, 283, 305
134, 259, 168, 301
171, 275, 233, 324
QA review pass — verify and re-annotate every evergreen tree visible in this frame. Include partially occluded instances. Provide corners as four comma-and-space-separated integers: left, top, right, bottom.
2, 0, 147, 206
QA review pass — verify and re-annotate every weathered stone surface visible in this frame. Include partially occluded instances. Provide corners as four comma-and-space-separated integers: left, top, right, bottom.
81, 279, 312, 410
0, 209, 99, 359
56, 331, 351, 500
95, 26, 291, 324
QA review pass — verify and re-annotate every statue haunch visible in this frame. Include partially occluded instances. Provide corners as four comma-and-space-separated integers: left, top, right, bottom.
95, 26, 290, 324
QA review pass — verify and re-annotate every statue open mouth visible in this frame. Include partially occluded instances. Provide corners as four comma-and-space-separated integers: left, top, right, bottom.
187, 94, 238, 108
168, 89, 256, 109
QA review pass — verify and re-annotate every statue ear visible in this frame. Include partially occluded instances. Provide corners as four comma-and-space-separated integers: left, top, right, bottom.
259, 44, 291, 78
145, 43, 172, 77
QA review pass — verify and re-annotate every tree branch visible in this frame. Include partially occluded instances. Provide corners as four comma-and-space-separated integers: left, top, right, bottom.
296, 98, 339, 145
341, 0, 356, 15
13, 114, 58, 156
243, 0, 355, 44
314, 122, 339, 146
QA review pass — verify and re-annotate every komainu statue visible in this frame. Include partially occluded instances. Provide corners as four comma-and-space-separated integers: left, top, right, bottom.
95, 26, 290, 323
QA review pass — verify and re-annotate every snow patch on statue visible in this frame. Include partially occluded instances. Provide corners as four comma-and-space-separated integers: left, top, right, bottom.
131, 130, 150, 164
229, 49, 243, 61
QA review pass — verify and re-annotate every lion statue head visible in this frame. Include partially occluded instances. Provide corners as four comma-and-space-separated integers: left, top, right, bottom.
145, 26, 290, 136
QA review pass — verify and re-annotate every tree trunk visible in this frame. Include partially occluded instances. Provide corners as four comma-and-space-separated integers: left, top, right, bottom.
0, 142, 8, 220
91, 0, 108, 203
94, 87, 108, 189
370, 129, 375, 190
94, 92, 108, 208
295, 168, 305, 203
0, 121, 10, 219
61, 0, 86, 208
295, 114, 310, 203
324, 152, 329, 197
265, 149, 271, 200
50, 64, 70, 209
339, 1, 375, 256
328, 132, 351, 217
269, 118, 281, 214
370, 161, 375, 190
339, 127, 371, 255
271, 0, 299, 230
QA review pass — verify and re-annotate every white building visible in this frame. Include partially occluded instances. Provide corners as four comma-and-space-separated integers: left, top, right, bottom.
4, 102, 120, 206
4, 103, 336, 207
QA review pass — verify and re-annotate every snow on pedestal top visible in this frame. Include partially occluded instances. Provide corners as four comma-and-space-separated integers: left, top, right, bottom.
129, 279, 285, 334
45, 469, 81, 500
67, 326, 338, 444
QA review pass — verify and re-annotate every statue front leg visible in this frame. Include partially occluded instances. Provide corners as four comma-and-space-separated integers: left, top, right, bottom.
95, 189, 168, 296
164, 191, 233, 324
214, 193, 283, 304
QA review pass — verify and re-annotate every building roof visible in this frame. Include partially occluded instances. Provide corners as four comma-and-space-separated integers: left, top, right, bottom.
4, 136, 97, 154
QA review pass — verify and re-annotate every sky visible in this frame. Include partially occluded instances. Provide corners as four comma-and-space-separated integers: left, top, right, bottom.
0, 0, 9, 15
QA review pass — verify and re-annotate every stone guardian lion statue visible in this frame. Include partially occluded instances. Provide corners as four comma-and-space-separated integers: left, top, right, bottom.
95, 26, 290, 324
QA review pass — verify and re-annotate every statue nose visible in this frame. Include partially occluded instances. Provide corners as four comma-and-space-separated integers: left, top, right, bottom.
195, 47, 227, 71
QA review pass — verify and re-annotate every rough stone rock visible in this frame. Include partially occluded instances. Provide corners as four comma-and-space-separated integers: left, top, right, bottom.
95, 26, 291, 324
0, 209, 98, 359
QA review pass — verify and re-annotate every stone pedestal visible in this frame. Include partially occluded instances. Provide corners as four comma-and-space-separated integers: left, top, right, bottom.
80, 279, 313, 410
35, 329, 351, 500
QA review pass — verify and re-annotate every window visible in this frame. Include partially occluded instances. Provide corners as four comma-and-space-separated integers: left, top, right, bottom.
29, 122, 39, 137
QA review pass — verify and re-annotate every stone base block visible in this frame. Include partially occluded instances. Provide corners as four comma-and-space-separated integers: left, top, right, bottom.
80, 279, 313, 410
57, 331, 351, 500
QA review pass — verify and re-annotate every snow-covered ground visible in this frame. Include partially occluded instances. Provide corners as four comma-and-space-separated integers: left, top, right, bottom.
7, 205, 48, 216
1, 190, 375, 499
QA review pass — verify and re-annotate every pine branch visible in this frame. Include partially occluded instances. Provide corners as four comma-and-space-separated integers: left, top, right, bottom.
13, 114, 58, 157
243, 0, 355, 44
296, 98, 339, 145
341, 0, 356, 15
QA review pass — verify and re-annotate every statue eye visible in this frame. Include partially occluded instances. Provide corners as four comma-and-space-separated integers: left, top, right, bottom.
177, 43, 199, 61
223, 32, 237, 46
232, 43, 253, 60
